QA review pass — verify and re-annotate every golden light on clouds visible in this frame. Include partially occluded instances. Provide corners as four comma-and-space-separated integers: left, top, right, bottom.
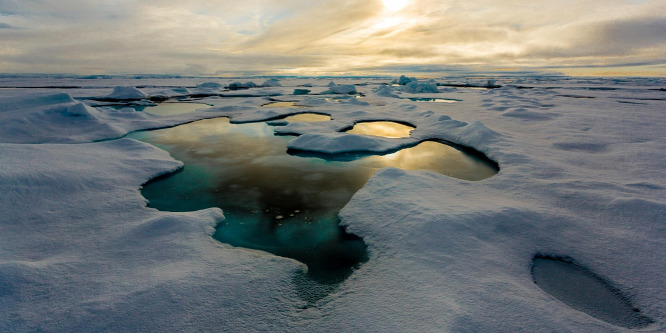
382, 0, 410, 12
0, 0, 664, 76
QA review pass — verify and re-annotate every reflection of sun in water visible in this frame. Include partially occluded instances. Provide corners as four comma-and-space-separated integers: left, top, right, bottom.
382, 0, 409, 12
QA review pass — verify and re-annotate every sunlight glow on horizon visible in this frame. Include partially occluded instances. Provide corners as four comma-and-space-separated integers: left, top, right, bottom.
0, 0, 664, 76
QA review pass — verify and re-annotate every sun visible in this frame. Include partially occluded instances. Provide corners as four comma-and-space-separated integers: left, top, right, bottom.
382, 0, 409, 12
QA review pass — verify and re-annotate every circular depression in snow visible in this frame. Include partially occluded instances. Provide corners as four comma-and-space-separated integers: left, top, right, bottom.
531, 255, 653, 329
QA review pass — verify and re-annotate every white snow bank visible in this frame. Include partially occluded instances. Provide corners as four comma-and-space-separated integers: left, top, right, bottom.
0, 93, 248, 143
0, 93, 124, 143
105, 86, 147, 100
288, 132, 418, 154
0, 139, 303, 331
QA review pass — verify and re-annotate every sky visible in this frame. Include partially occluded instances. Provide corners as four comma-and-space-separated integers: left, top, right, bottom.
0, 0, 664, 76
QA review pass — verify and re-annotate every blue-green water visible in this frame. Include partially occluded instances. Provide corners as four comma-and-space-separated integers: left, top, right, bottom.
128, 115, 498, 302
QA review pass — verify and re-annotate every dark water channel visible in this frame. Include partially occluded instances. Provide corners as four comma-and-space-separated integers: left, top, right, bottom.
128, 115, 498, 303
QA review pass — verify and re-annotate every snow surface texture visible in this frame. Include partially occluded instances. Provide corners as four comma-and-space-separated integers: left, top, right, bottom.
0, 93, 235, 143
1, 75, 665, 332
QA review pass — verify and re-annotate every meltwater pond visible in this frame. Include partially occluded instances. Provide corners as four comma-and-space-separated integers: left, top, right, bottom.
128, 117, 498, 301
345, 121, 415, 138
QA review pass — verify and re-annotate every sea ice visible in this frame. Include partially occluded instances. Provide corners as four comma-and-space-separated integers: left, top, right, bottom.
0, 75, 664, 332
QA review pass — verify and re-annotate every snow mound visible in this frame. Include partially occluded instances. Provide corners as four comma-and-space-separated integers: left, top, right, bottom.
400, 79, 439, 93
0, 93, 123, 143
262, 79, 282, 87
105, 86, 147, 100
191, 82, 225, 95
324, 84, 357, 95
450, 120, 500, 142
373, 84, 400, 98
0, 92, 238, 143
196, 82, 223, 90
287, 132, 418, 154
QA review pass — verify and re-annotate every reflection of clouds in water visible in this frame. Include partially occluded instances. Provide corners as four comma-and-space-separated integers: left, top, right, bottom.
360, 141, 497, 181
134, 117, 497, 300
147, 118, 496, 192
283, 113, 331, 122
347, 121, 414, 138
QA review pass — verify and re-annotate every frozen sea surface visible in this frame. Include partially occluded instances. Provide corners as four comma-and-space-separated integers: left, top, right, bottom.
0, 74, 665, 332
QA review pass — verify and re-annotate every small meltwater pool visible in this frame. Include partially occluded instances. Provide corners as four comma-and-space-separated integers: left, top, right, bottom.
344, 121, 415, 138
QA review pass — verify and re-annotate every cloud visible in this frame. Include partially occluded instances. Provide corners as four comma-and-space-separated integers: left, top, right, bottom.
0, 0, 664, 75
514, 17, 666, 68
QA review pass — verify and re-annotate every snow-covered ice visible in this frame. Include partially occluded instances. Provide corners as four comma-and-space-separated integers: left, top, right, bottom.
104, 86, 147, 100
1, 74, 665, 332
400, 79, 439, 93
323, 83, 358, 95
262, 78, 282, 87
